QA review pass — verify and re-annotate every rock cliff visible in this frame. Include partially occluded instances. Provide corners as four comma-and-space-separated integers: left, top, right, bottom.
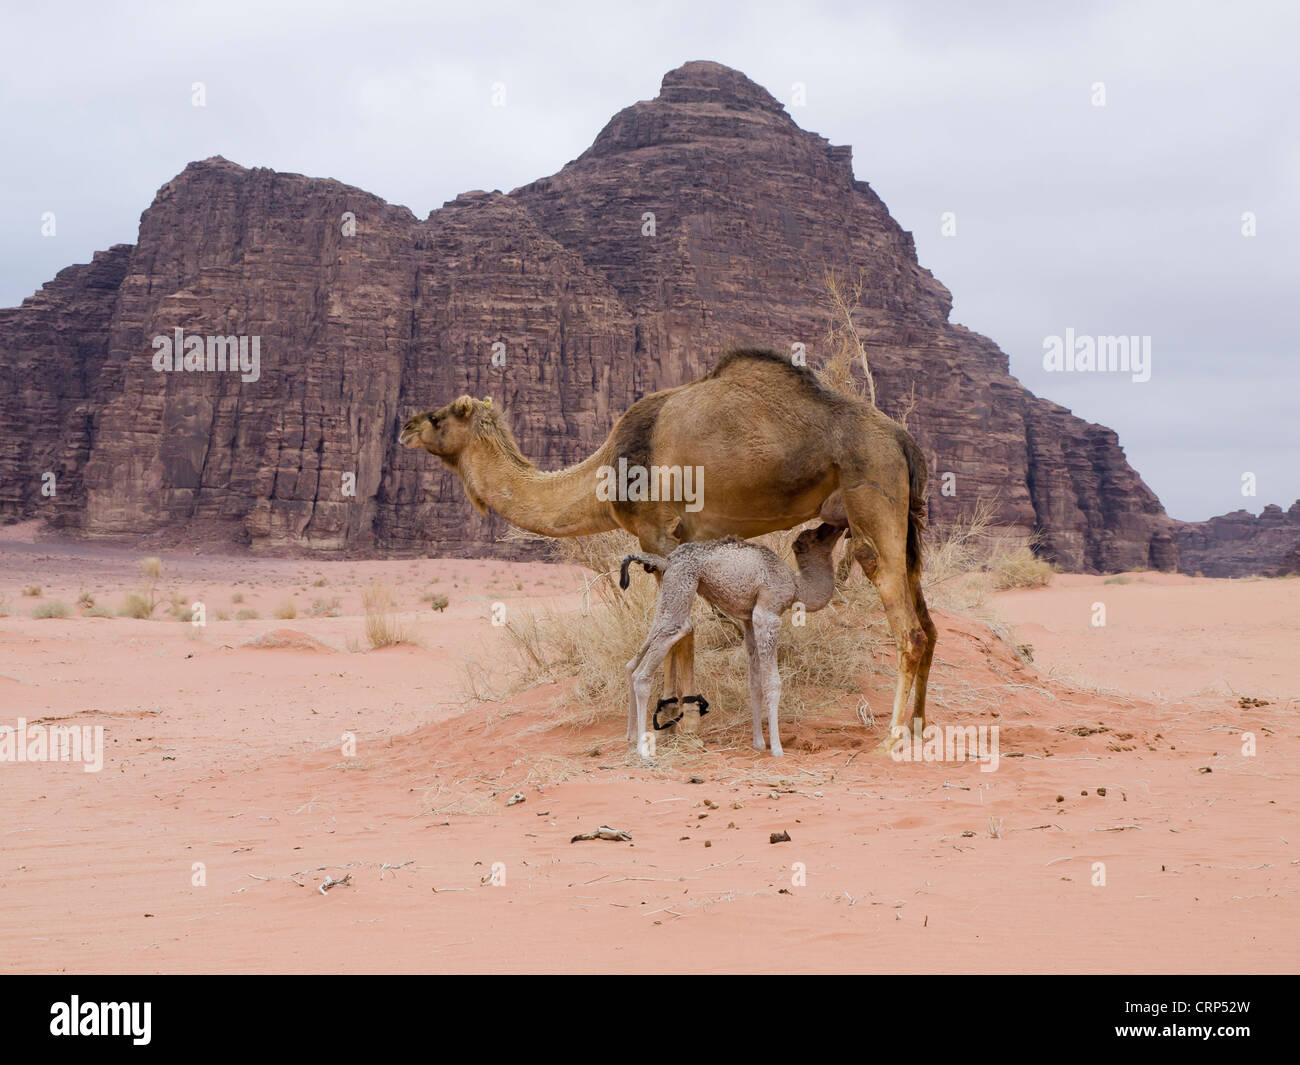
1176, 502, 1300, 577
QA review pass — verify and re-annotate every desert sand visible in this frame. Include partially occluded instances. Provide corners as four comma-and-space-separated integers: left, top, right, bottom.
0, 526, 1295, 974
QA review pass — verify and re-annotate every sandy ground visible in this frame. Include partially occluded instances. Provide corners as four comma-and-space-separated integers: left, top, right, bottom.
1, 527, 1296, 974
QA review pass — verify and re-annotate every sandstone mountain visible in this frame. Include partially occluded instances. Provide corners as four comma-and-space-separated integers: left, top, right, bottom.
1177, 501, 1300, 577
1, 61, 1183, 571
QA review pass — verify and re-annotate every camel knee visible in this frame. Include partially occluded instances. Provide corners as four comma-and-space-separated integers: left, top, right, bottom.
853, 544, 879, 581
895, 626, 927, 671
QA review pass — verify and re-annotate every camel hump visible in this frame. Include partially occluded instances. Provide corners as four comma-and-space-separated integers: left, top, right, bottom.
705, 347, 825, 391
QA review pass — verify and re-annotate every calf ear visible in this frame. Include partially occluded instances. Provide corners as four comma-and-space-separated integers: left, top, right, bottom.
451, 395, 475, 419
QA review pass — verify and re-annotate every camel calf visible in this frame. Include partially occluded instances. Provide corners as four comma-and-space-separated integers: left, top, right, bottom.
620, 524, 845, 758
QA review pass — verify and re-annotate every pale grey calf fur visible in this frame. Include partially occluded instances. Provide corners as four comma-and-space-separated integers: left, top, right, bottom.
621, 523, 845, 758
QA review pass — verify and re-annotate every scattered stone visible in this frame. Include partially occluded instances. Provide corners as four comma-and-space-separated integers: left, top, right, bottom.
769, 831, 791, 844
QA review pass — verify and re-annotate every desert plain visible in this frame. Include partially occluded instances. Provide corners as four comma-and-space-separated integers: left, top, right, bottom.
0, 520, 1296, 974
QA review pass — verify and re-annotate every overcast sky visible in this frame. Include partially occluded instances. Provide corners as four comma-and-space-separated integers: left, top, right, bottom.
2, 0, 1295, 521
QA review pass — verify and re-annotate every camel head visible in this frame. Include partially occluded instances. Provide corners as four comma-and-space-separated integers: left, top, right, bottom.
792, 521, 846, 565
399, 395, 494, 463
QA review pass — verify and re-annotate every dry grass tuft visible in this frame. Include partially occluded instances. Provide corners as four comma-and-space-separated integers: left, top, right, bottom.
32, 600, 71, 620
990, 546, 1055, 590
117, 591, 154, 619
361, 582, 411, 649
310, 596, 341, 617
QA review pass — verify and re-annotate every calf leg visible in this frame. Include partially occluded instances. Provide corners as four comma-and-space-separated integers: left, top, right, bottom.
743, 621, 764, 750
752, 608, 784, 757
631, 622, 690, 759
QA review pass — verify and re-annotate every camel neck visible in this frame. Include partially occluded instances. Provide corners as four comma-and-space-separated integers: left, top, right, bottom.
459, 435, 617, 538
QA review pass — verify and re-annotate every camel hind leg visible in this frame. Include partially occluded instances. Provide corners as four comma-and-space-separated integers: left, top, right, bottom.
841, 481, 928, 748
909, 567, 938, 734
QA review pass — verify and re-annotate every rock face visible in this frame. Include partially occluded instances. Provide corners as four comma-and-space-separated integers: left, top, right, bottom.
0, 245, 132, 522
0, 61, 1179, 570
1176, 502, 1300, 577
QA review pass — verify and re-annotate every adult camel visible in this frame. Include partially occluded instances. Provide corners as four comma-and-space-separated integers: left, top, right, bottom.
399, 348, 936, 746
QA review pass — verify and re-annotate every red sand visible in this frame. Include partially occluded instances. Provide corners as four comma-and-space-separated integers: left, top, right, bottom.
1, 533, 1296, 974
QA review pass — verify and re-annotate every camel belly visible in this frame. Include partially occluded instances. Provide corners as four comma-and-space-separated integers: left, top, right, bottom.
674, 466, 838, 540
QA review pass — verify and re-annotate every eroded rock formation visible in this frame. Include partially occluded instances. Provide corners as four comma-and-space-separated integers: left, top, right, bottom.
1176, 502, 1300, 577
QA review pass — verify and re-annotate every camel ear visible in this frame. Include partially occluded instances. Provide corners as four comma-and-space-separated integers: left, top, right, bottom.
450, 395, 475, 419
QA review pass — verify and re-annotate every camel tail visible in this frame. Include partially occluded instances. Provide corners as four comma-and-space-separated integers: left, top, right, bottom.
619, 553, 667, 590
900, 430, 928, 574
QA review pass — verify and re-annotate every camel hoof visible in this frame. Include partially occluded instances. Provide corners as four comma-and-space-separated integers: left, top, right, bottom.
752, 739, 765, 751
769, 745, 784, 758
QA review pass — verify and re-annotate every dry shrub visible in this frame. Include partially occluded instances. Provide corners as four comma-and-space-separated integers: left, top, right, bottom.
274, 600, 298, 620
990, 546, 1055, 590
361, 582, 410, 649
139, 557, 163, 610
818, 267, 877, 408
32, 600, 70, 619
482, 528, 887, 748
310, 596, 341, 617
117, 592, 154, 619
421, 587, 450, 606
